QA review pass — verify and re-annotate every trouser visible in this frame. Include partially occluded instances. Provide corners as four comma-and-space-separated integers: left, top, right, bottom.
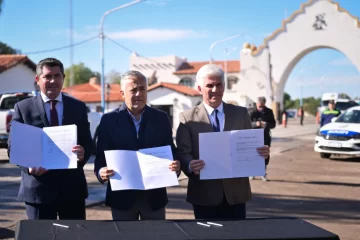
25, 198, 85, 220
111, 191, 165, 221
192, 194, 246, 220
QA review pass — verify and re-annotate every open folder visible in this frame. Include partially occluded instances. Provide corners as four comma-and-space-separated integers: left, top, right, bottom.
105, 145, 179, 191
9, 121, 78, 169
199, 128, 265, 180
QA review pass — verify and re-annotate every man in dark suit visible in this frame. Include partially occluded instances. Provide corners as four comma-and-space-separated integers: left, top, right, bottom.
8, 58, 93, 220
249, 96, 276, 181
176, 64, 270, 220
94, 70, 180, 221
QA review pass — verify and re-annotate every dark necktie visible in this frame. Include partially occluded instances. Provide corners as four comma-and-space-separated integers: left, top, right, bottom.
50, 100, 59, 126
213, 109, 220, 132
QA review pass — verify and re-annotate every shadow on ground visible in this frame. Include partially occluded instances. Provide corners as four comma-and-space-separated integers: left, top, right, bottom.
0, 227, 14, 239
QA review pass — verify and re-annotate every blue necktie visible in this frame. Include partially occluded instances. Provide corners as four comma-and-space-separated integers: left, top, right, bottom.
213, 109, 220, 132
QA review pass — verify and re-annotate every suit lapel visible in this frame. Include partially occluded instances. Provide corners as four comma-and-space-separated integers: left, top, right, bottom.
195, 103, 214, 132
223, 102, 234, 131
34, 95, 50, 127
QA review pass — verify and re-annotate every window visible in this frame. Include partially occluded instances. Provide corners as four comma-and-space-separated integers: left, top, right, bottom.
227, 76, 239, 90
179, 77, 194, 87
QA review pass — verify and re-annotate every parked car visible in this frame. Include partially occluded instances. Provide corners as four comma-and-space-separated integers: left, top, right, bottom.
0, 92, 35, 148
335, 99, 359, 113
314, 106, 360, 159
0, 91, 102, 151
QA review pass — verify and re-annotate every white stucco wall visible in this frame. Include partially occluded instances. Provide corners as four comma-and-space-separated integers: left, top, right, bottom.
236, 0, 360, 109
86, 101, 122, 113
0, 64, 36, 93
130, 54, 186, 84
147, 88, 201, 132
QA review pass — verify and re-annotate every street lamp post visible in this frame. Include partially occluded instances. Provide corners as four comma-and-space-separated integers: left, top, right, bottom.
224, 47, 237, 90
99, 0, 144, 114
209, 34, 242, 64
299, 64, 318, 106
106, 83, 111, 112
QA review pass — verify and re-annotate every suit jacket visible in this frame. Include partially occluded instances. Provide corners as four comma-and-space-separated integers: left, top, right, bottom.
7, 94, 93, 204
249, 106, 276, 145
94, 104, 177, 211
176, 102, 252, 206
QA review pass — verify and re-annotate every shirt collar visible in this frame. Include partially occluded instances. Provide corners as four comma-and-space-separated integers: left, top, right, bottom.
126, 107, 145, 122
203, 102, 224, 115
40, 91, 63, 103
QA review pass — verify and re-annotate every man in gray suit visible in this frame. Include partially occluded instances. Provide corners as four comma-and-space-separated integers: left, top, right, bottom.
176, 64, 269, 220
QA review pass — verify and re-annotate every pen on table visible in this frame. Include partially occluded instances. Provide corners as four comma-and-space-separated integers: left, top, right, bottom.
53, 223, 69, 228
207, 222, 223, 227
197, 222, 210, 227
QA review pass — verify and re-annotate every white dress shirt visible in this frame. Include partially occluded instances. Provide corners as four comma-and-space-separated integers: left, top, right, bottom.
203, 102, 225, 132
40, 92, 63, 126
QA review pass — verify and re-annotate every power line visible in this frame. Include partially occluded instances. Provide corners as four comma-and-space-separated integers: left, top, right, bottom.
105, 35, 164, 65
23, 35, 98, 55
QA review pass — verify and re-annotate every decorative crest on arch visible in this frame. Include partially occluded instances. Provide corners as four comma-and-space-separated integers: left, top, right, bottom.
249, 0, 360, 56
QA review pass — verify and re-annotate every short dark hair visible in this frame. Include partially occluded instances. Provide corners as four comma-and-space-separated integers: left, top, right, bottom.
36, 58, 65, 76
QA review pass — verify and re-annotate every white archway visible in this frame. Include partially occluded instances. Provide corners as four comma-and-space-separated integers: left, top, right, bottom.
236, 0, 360, 114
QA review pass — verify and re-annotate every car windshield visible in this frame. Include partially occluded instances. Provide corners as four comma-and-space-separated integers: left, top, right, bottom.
335, 101, 359, 111
335, 110, 360, 123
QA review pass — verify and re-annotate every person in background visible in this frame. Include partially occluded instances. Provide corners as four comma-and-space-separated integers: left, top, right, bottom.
298, 106, 304, 126
249, 96, 276, 181
320, 100, 341, 127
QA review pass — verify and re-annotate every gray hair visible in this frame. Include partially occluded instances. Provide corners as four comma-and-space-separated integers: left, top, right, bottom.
120, 70, 148, 90
36, 58, 65, 76
196, 64, 225, 87
257, 96, 266, 103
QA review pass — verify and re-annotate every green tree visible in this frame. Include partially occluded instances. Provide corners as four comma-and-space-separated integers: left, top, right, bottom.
64, 63, 100, 87
283, 92, 295, 109
106, 70, 121, 84
0, 42, 19, 54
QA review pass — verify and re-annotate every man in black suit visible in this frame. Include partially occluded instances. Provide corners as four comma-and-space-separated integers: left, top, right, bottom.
249, 96, 276, 181
94, 70, 180, 221
8, 58, 93, 220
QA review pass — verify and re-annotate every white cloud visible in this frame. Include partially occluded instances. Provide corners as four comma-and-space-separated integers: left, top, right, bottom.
50, 29, 97, 40
329, 58, 353, 66
106, 28, 206, 43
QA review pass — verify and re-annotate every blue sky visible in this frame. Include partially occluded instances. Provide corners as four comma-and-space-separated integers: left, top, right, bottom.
1, 0, 360, 99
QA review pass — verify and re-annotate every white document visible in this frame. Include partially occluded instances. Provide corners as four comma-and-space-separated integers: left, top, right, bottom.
199, 129, 265, 180
105, 145, 179, 191
10, 121, 78, 169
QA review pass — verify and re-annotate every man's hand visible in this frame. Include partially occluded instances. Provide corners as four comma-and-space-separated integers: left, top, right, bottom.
256, 121, 261, 127
190, 160, 205, 175
261, 121, 267, 128
169, 160, 180, 172
256, 145, 270, 159
72, 145, 85, 161
29, 167, 48, 176
99, 167, 115, 182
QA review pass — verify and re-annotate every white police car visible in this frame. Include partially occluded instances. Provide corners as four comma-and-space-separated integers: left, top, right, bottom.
314, 106, 360, 158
